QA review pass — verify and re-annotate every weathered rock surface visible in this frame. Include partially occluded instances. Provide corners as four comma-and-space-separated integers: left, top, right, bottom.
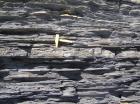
0, 0, 140, 104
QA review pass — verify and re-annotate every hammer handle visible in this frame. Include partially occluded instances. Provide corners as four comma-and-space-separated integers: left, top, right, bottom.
59, 39, 74, 43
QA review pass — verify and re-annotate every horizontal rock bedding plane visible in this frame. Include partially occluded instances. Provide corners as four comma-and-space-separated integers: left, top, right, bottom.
0, 0, 140, 104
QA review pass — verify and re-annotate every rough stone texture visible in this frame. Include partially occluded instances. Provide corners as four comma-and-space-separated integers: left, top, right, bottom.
0, 0, 140, 104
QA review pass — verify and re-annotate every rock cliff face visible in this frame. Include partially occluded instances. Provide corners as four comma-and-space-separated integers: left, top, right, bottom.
0, 0, 140, 104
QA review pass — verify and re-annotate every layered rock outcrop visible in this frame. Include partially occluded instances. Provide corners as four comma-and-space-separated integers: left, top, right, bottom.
0, 0, 140, 104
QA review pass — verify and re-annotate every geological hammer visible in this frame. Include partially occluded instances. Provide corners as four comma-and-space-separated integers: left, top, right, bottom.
54, 34, 104, 48
55, 34, 74, 48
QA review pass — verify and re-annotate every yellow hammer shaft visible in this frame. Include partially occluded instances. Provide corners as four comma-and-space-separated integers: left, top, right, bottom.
59, 39, 74, 43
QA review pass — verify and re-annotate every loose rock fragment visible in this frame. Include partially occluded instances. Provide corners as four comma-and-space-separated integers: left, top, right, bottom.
131, 0, 140, 4
117, 51, 140, 58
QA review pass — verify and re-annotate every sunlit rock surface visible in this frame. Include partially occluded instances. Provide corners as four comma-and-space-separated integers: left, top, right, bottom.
0, 0, 140, 104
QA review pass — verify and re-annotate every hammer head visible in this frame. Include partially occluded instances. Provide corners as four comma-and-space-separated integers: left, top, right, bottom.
55, 34, 60, 48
